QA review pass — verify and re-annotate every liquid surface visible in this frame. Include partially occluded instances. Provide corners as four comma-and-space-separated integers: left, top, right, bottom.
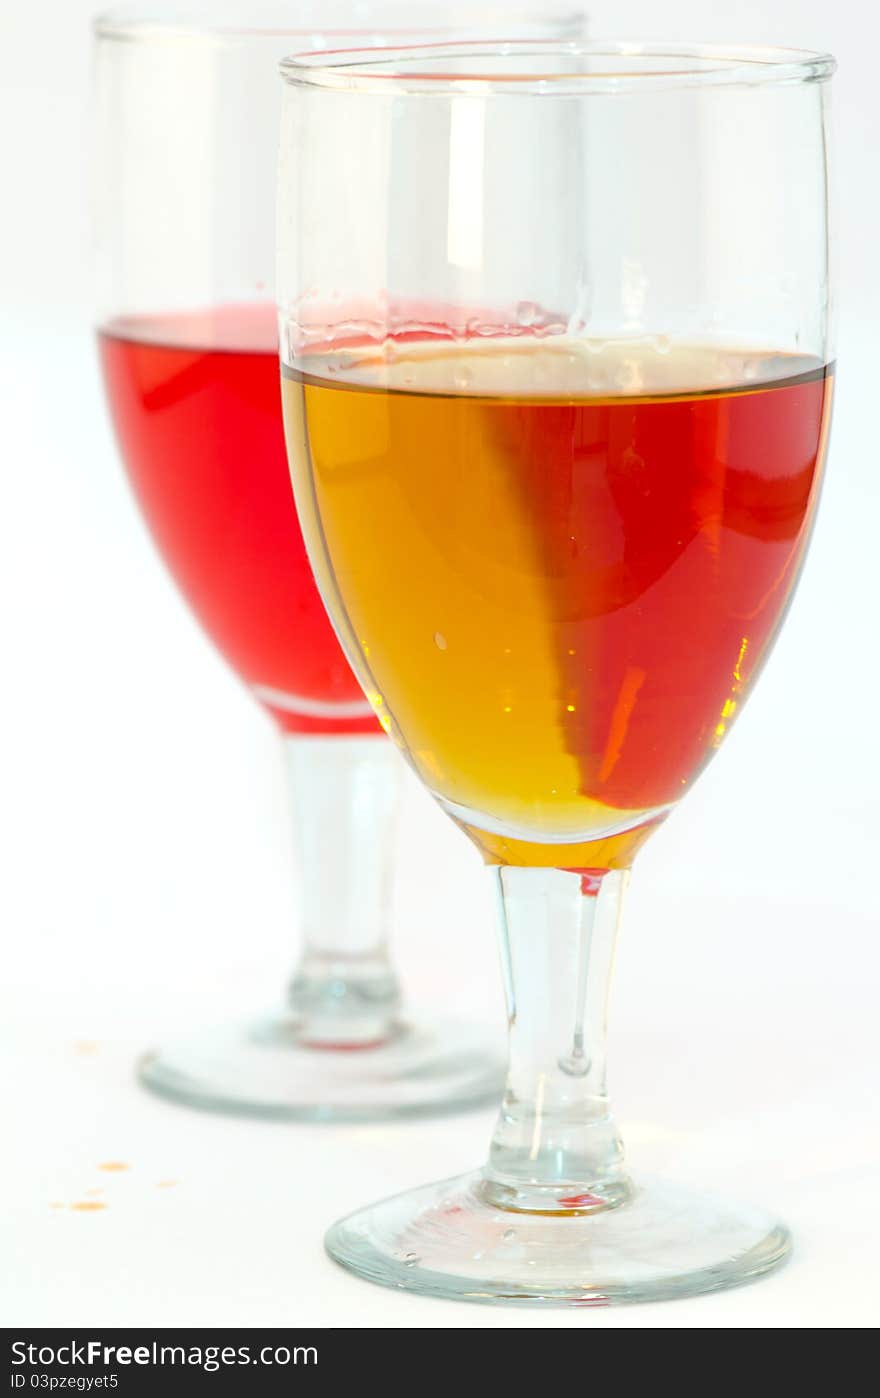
99, 305, 378, 734
283, 338, 832, 864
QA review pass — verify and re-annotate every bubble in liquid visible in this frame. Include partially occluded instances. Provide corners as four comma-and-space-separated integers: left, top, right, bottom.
434, 632, 448, 651
515, 301, 542, 328
403, 1253, 419, 1267
502, 1227, 516, 1241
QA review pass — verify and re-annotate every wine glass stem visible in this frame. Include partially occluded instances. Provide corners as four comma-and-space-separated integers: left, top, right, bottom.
283, 734, 403, 1047
484, 866, 631, 1212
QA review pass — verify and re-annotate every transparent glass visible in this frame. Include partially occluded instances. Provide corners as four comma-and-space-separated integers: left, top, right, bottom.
94, 6, 588, 1121
279, 41, 835, 1295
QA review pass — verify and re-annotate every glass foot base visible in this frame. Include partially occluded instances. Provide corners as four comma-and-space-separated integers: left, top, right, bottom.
325, 1170, 791, 1305
138, 1015, 504, 1123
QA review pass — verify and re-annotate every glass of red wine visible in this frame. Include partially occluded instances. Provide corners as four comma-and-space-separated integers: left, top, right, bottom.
93, 3, 587, 1121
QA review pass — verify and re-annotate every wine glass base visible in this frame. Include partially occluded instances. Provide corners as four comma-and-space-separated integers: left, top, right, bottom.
138, 1014, 504, 1123
325, 1170, 791, 1306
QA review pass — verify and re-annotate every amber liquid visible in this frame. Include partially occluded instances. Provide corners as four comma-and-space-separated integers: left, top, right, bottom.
283, 339, 833, 865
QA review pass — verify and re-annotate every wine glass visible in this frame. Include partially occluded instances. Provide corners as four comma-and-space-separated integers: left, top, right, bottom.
279, 41, 835, 1300
93, 4, 588, 1122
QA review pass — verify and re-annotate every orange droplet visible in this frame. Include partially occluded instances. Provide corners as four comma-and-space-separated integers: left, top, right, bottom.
97, 1162, 129, 1172
157, 1180, 178, 1189
71, 1201, 107, 1212
74, 1041, 98, 1055
85, 1187, 103, 1197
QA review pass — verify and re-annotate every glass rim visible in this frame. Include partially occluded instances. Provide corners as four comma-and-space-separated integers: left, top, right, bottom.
280, 39, 837, 95
93, 3, 587, 43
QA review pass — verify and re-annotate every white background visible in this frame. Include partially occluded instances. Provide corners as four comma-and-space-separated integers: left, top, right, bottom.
1, 0, 878, 1330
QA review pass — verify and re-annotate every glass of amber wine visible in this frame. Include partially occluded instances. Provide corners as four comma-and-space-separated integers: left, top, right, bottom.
279, 41, 836, 1300
93, 6, 587, 1122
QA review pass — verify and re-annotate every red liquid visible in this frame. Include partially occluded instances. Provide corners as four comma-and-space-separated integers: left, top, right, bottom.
99, 305, 378, 734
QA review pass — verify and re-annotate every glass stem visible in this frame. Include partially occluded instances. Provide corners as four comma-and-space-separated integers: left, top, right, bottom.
283, 735, 403, 1048
483, 866, 632, 1213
